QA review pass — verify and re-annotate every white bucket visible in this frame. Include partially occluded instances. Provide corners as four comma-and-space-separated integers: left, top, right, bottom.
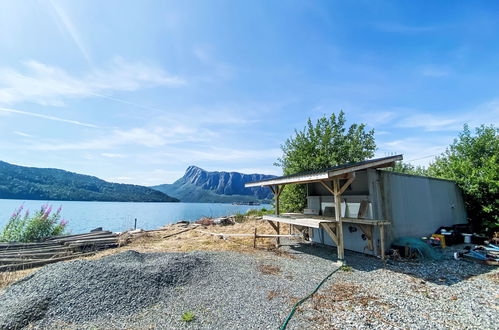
462, 233, 472, 244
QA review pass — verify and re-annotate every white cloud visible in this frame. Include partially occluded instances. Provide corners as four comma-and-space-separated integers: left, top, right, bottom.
376, 23, 440, 34
0, 58, 184, 106
395, 100, 499, 131
377, 137, 448, 167
0, 107, 99, 128
48, 0, 92, 65
100, 153, 126, 158
13, 131, 33, 137
27, 124, 212, 151
420, 66, 450, 77
396, 113, 463, 131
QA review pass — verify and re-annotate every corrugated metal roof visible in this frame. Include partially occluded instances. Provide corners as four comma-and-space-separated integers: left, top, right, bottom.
245, 154, 403, 187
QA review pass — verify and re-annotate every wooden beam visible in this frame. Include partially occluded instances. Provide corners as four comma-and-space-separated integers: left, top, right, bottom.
338, 172, 356, 195
319, 181, 335, 196
358, 224, 374, 251
267, 220, 279, 232
321, 223, 338, 246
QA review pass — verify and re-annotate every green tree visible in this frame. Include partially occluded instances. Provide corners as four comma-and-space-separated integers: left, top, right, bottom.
427, 124, 498, 233
275, 111, 376, 212
388, 161, 428, 176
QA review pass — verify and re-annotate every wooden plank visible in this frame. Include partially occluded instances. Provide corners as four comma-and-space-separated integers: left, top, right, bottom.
357, 200, 369, 219
0, 251, 98, 272
162, 227, 196, 239
0, 247, 73, 257
253, 228, 257, 248
0, 246, 73, 255
47, 231, 112, 241
52, 233, 118, 243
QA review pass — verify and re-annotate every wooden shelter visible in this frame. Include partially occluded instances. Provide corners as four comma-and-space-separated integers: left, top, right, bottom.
245, 155, 467, 262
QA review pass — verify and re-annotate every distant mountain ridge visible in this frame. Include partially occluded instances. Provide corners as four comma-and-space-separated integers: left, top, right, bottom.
152, 166, 276, 203
0, 161, 179, 202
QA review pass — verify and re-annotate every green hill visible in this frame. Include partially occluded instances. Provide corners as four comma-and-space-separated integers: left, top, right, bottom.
0, 161, 179, 202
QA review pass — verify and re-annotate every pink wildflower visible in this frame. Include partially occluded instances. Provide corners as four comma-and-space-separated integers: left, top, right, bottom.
60, 219, 68, 227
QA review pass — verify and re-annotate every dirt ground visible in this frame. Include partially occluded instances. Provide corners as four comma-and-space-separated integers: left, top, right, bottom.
0, 218, 291, 289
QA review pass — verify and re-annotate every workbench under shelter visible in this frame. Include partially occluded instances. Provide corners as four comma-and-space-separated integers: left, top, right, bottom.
245, 155, 467, 262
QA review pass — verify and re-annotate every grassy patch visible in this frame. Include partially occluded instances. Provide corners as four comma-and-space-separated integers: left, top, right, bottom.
245, 208, 274, 217
339, 265, 353, 272
181, 311, 195, 322
233, 212, 246, 223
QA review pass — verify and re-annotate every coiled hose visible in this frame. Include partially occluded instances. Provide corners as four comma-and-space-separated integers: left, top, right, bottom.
280, 267, 341, 329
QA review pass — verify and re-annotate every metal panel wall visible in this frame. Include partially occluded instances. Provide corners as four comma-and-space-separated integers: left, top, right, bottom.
379, 171, 467, 240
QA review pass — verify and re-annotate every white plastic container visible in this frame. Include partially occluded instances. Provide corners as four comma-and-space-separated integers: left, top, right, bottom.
462, 233, 472, 244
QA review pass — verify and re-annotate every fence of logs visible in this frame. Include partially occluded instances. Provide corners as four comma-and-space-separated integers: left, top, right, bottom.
0, 230, 123, 272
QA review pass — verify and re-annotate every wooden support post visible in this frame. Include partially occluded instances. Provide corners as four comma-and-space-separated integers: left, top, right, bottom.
274, 185, 284, 247
253, 228, 257, 248
380, 224, 385, 261
358, 224, 374, 251
333, 178, 345, 262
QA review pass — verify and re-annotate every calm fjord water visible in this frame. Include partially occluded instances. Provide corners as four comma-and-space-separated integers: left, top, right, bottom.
0, 200, 271, 234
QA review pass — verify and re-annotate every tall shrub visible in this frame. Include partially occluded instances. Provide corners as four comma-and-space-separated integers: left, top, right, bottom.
275, 111, 376, 212
0, 204, 67, 242
428, 124, 498, 233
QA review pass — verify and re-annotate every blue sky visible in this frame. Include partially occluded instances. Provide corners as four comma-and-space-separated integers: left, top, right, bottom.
0, 0, 498, 185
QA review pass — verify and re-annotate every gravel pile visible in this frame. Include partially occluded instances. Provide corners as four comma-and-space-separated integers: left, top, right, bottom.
0, 242, 497, 329
0, 251, 206, 329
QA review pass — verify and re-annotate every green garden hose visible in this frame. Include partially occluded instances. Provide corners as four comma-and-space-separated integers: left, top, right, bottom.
280, 267, 341, 329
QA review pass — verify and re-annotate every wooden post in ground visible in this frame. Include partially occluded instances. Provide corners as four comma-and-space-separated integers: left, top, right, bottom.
333, 178, 345, 262
274, 185, 284, 247
380, 224, 385, 260
253, 228, 257, 248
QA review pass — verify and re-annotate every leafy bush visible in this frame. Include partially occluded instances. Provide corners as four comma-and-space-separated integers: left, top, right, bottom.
0, 204, 68, 242
427, 124, 498, 234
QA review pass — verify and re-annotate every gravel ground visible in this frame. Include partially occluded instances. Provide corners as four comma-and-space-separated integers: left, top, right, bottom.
0, 241, 497, 329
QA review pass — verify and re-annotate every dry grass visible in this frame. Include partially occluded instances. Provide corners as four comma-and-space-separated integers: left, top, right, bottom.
1, 219, 294, 289
487, 272, 499, 284
0, 269, 36, 289
267, 290, 280, 300
258, 264, 282, 275
85, 219, 293, 259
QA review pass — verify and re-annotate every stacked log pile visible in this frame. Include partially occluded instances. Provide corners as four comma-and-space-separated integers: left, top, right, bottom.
0, 230, 123, 272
